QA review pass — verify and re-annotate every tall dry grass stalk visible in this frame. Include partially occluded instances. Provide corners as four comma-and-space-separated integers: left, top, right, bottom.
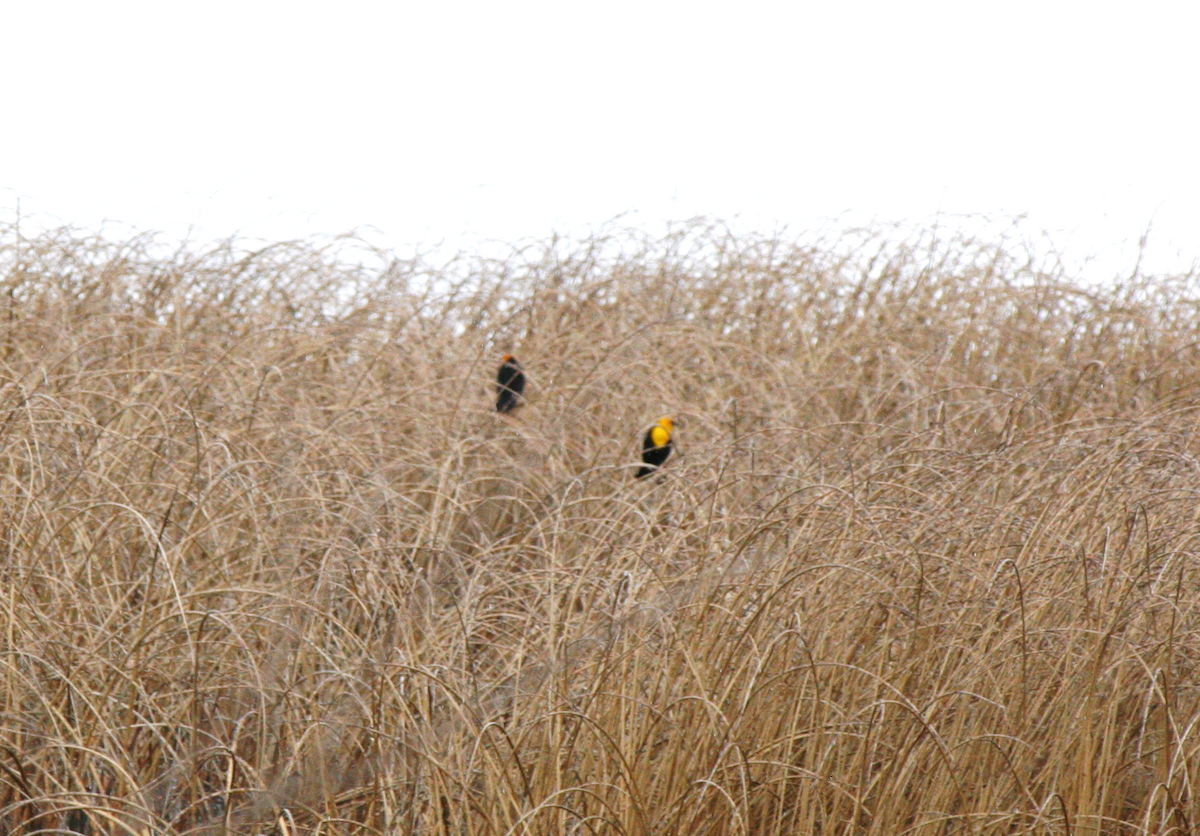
0, 220, 1199, 835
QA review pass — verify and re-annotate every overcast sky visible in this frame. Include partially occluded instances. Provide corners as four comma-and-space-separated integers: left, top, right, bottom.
3, 1, 1197, 280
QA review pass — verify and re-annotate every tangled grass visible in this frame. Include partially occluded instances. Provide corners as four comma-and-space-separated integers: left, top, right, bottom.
1, 220, 1200, 835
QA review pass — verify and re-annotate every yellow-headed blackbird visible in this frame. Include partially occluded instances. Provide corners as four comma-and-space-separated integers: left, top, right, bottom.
495, 354, 525, 414
636, 416, 675, 478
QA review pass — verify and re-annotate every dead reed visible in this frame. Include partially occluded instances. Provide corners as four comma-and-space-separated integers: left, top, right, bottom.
0, 220, 1199, 834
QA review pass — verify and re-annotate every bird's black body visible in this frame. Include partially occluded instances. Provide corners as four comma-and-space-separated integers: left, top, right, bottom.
636, 418, 674, 478
495, 355, 525, 414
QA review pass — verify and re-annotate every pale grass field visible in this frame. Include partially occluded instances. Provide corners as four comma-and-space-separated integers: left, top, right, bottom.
1, 221, 1200, 835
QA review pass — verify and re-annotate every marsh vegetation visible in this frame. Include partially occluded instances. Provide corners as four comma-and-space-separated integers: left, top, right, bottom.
1, 220, 1198, 834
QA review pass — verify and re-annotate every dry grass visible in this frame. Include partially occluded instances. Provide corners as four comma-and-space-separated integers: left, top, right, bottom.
1, 219, 1200, 835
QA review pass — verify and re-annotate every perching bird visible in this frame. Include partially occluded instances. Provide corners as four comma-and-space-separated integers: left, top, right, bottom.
495, 354, 525, 414
636, 416, 675, 478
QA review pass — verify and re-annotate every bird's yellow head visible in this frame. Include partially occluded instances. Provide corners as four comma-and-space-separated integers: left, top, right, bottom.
502, 354, 517, 363
650, 416, 674, 447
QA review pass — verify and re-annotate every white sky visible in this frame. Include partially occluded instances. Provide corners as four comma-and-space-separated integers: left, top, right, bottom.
3, 1, 1198, 280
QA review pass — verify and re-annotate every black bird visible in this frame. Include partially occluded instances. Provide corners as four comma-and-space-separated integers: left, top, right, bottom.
495, 354, 525, 414
636, 416, 675, 478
